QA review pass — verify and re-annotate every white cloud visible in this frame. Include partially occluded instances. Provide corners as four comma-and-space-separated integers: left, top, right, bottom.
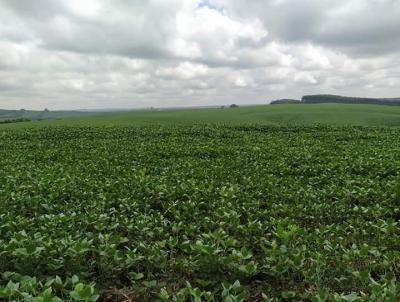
156, 62, 209, 80
0, 0, 399, 109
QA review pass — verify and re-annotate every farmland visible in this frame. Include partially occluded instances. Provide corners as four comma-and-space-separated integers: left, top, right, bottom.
0, 109, 99, 122
1, 120, 399, 301
4, 103, 400, 128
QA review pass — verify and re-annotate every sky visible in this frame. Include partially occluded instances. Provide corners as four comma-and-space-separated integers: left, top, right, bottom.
0, 0, 399, 110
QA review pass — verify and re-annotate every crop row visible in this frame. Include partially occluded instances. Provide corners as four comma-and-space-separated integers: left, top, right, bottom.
0, 125, 399, 301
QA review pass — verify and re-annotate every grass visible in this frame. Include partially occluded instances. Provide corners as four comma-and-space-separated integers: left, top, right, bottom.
1, 103, 400, 128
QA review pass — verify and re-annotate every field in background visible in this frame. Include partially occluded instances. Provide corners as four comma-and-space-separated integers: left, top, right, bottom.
0, 109, 99, 122
2, 103, 400, 128
1, 104, 400, 300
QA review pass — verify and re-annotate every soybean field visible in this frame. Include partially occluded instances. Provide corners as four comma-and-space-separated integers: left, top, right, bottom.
0, 124, 399, 301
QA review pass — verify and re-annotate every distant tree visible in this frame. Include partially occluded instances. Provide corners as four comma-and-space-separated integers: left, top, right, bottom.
19, 108, 26, 117
230, 104, 239, 108
270, 99, 301, 105
301, 94, 400, 106
0, 118, 31, 124
44, 108, 50, 112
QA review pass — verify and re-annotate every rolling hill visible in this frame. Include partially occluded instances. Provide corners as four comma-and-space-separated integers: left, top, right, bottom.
0, 109, 100, 122
2, 103, 400, 128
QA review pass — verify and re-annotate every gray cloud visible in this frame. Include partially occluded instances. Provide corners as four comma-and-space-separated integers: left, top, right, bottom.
217, 0, 400, 56
0, 0, 399, 109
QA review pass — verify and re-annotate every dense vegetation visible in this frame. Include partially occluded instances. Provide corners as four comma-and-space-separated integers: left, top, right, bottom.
0, 118, 31, 124
270, 100, 301, 105
0, 125, 399, 301
301, 95, 400, 106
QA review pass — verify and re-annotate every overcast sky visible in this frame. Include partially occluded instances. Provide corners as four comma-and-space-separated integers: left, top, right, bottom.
0, 0, 399, 110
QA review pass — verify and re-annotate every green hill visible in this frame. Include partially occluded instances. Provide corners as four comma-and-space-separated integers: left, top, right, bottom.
0, 109, 99, 122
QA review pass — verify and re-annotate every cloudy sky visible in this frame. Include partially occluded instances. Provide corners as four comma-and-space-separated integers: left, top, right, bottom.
0, 0, 399, 110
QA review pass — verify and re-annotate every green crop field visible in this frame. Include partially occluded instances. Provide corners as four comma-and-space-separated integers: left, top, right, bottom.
1, 105, 400, 301
1, 125, 400, 301
3, 103, 400, 128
